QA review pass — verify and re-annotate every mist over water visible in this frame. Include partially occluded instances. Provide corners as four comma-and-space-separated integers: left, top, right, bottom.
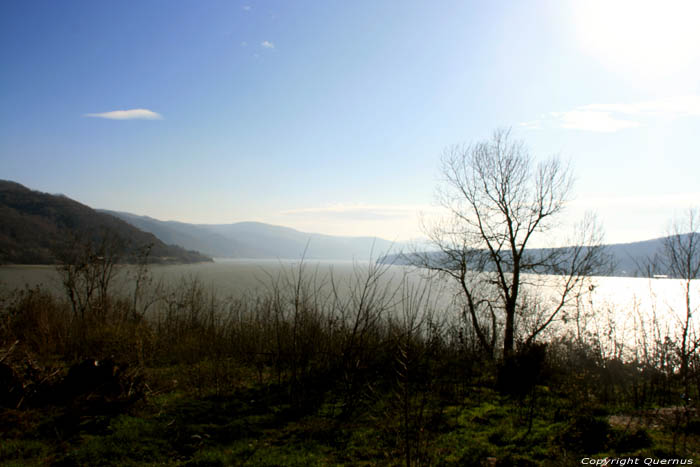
1, 261, 696, 355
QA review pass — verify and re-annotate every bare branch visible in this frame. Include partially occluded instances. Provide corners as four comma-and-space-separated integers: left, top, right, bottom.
416, 129, 605, 358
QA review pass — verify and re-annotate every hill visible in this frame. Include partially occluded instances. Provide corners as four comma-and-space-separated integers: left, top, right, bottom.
102, 210, 401, 260
0, 181, 212, 264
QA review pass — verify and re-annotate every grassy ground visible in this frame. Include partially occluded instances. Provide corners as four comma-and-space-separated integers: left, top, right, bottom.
1, 364, 698, 466
2, 267, 699, 466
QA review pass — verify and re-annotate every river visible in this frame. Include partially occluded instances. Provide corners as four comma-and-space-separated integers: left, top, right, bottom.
1, 260, 697, 357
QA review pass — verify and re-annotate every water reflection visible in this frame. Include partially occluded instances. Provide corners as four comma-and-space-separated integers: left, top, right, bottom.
1, 262, 696, 358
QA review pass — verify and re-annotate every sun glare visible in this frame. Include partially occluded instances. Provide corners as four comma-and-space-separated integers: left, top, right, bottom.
572, 0, 700, 79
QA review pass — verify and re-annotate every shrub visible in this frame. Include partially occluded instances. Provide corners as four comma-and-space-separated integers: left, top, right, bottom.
558, 414, 611, 453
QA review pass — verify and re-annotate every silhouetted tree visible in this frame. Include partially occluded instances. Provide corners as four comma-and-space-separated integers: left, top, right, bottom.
56, 231, 124, 321
419, 129, 608, 359
648, 209, 700, 388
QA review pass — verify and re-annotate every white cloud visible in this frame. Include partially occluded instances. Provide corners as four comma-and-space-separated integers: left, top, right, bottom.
281, 203, 434, 221
274, 203, 441, 241
261, 40, 275, 49
518, 120, 543, 130
521, 95, 700, 133
242, 5, 251, 11
84, 109, 162, 120
582, 95, 700, 118
567, 192, 700, 243
570, 192, 700, 211
551, 110, 641, 132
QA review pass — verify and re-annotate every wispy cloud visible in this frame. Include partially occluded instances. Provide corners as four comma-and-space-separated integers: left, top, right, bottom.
281, 204, 433, 221
275, 203, 440, 241
582, 95, 700, 117
84, 109, 162, 120
521, 95, 700, 132
242, 5, 251, 11
570, 192, 700, 211
567, 192, 700, 243
551, 110, 640, 132
261, 40, 275, 49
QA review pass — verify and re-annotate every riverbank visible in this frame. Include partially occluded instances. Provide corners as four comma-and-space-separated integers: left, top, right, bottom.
1, 263, 698, 465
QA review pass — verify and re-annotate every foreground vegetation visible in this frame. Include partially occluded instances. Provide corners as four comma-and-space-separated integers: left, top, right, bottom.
1, 259, 698, 466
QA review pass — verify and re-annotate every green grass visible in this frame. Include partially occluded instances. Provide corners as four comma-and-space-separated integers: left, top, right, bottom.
1, 376, 698, 466
2, 274, 699, 466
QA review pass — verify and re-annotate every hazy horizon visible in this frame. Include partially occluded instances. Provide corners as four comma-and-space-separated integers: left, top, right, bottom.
2, 1, 699, 243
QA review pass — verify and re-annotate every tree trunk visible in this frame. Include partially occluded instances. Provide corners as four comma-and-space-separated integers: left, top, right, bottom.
503, 307, 515, 359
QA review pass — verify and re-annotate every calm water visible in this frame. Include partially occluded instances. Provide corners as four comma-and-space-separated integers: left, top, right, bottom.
0, 260, 376, 296
1, 260, 696, 354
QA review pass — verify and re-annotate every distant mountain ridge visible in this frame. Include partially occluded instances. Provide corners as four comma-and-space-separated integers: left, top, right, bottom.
102, 210, 401, 261
0, 180, 212, 265
102, 209, 698, 274
379, 234, 699, 278
4, 179, 689, 273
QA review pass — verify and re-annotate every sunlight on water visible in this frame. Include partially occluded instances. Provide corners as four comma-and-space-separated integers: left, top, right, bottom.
1, 262, 697, 358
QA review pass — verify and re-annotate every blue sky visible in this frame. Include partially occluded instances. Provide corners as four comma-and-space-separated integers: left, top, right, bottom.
1, 1, 699, 243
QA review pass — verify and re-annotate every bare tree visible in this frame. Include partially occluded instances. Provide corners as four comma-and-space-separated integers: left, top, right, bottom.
650, 209, 700, 387
56, 230, 125, 321
419, 129, 608, 359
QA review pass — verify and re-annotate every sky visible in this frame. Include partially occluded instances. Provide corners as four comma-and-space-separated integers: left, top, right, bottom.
1, 0, 699, 244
